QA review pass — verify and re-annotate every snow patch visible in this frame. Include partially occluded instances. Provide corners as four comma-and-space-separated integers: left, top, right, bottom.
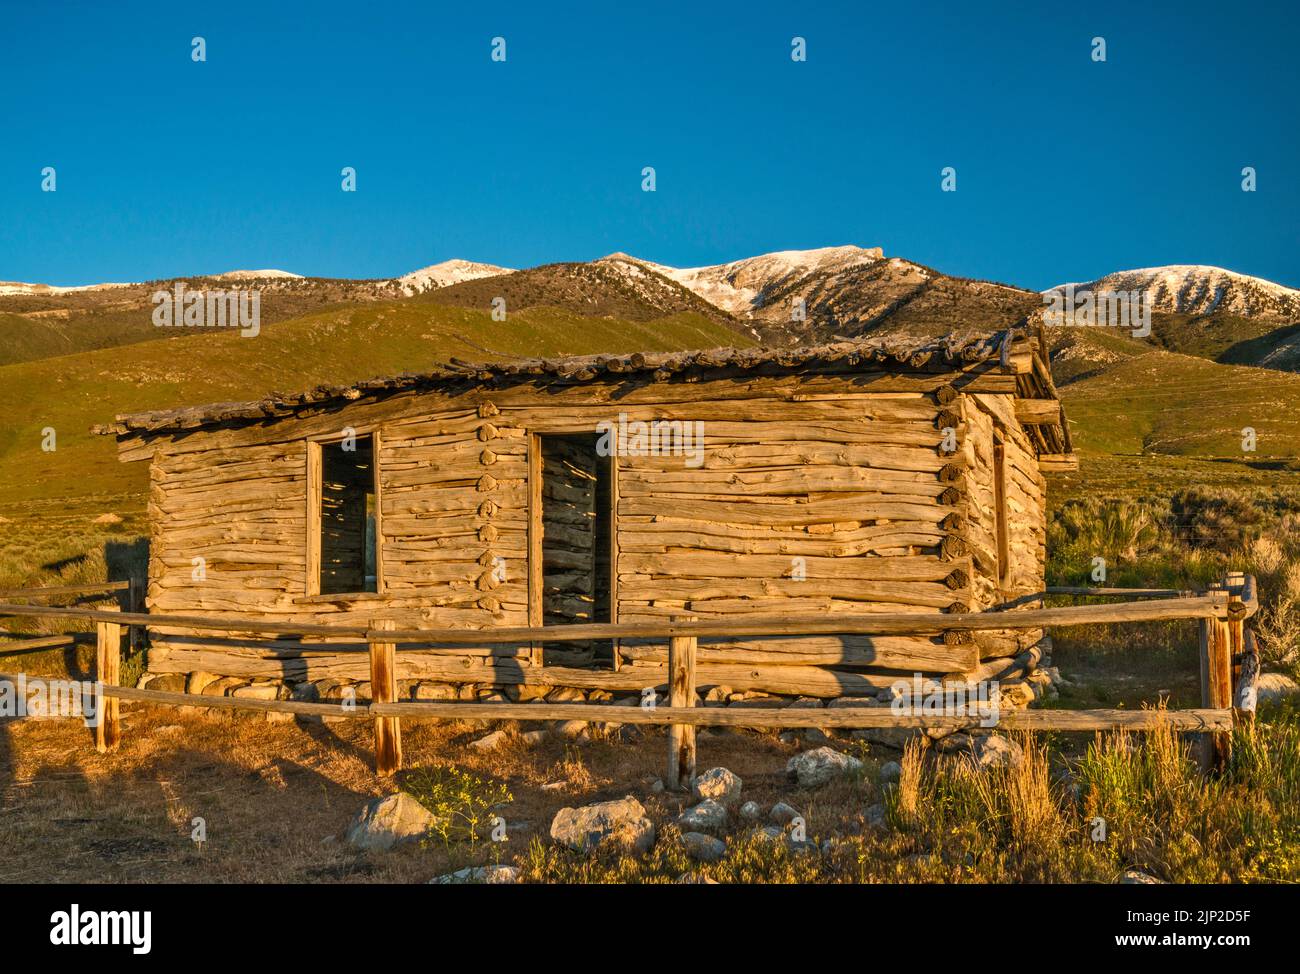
1043, 265, 1300, 319
598, 245, 885, 316
393, 259, 513, 294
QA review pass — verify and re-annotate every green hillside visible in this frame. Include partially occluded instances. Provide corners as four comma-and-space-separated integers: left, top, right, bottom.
1057, 329, 1300, 458
0, 277, 413, 367
0, 302, 748, 513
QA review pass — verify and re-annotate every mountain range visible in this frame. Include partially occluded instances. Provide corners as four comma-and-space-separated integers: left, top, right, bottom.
2, 246, 1299, 517
7, 247, 1297, 365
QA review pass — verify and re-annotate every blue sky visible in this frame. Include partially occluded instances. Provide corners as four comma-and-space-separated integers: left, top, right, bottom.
2, 0, 1297, 290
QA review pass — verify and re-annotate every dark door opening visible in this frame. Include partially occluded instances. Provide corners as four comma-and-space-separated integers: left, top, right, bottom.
538, 434, 613, 665
319, 434, 378, 595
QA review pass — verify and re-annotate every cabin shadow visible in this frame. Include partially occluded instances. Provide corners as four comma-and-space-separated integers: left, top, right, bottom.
1, 718, 374, 881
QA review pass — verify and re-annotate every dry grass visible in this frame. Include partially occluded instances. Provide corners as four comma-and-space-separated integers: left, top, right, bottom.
0, 704, 833, 883
5, 697, 1299, 884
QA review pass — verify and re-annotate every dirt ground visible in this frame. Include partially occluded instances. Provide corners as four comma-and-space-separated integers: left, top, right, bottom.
0, 702, 885, 883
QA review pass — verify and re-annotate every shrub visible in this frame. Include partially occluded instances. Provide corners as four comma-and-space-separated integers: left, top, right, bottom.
1171, 487, 1270, 553
401, 765, 512, 847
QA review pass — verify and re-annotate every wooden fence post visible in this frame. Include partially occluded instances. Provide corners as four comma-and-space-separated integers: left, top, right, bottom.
1226, 571, 1246, 690
666, 615, 697, 791
1234, 629, 1259, 728
369, 619, 402, 776
95, 605, 121, 753
1196, 580, 1233, 772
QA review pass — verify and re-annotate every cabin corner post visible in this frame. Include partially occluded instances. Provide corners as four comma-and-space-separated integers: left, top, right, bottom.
94, 605, 122, 753
1196, 579, 1234, 772
126, 574, 145, 655
666, 615, 698, 791
526, 432, 543, 666
369, 618, 402, 776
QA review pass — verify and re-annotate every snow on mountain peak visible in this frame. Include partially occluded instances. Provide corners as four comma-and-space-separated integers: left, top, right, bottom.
1044, 265, 1300, 320
394, 259, 513, 294
599, 246, 885, 317
211, 269, 303, 281
0, 280, 134, 296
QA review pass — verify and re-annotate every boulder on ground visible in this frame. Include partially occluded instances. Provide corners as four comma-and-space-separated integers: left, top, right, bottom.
553, 719, 589, 741
739, 800, 763, 822
681, 831, 726, 862
469, 730, 509, 751
430, 865, 520, 884
550, 797, 655, 854
345, 793, 436, 851
1118, 869, 1164, 885
143, 673, 187, 693
968, 734, 1023, 770
786, 747, 863, 787
1257, 672, 1300, 704
186, 671, 222, 695
692, 767, 742, 806
769, 801, 801, 825
879, 760, 902, 784
676, 871, 720, 883
677, 799, 728, 833
863, 803, 888, 831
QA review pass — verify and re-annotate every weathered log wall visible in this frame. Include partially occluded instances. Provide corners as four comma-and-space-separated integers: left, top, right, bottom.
138, 373, 1049, 696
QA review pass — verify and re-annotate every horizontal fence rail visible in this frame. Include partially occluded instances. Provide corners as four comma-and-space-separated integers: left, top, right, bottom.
0, 589, 1249, 646
0, 574, 1260, 781
0, 580, 131, 601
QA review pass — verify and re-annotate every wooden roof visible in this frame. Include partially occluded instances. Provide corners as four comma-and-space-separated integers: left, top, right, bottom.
94, 325, 1074, 462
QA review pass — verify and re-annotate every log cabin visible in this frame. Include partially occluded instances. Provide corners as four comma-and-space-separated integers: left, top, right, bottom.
95, 325, 1075, 704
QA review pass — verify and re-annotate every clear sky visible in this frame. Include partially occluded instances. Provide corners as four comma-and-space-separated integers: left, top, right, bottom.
2, 0, 1297, 290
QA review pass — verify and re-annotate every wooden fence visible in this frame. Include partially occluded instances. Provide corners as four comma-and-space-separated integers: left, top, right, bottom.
0, 573, 1260, 786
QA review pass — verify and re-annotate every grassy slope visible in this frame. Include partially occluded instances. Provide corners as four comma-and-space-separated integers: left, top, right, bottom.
1056, 328, 1300, 458
0, 279, 412, 367
0, 302, 748, 514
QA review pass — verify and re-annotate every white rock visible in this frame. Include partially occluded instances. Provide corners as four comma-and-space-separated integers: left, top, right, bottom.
692, 767, 742, 806
430, 865, 520, 884
1257, 672, 1300, 704
677, 799, 728, 833
739, 800, 763, 822
469, 730, 509, 751
968, 734, 1023, 770
550, 797, 655, 854
345, 793, 436, 851
1118, 869, 1164, 885
786, 747, 863, 787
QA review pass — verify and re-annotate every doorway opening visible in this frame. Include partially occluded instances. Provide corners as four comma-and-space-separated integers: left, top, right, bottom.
536, 434, 614, 665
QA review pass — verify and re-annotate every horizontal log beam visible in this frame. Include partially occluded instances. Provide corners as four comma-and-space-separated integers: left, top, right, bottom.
1037, 453, 1078, 472
1012, 398, 1061, 426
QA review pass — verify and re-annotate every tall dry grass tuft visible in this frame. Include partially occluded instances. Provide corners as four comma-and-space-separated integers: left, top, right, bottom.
890, 738, 926, 826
